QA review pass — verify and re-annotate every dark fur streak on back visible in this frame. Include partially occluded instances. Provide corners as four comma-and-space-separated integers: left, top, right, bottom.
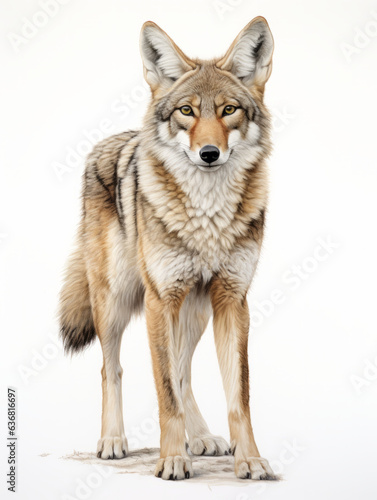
116, 144, 139, 233
133, 148, 139, 238
95, 167, 114, 203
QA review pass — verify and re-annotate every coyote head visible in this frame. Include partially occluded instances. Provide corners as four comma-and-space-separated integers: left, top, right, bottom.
140, 17, 274, 172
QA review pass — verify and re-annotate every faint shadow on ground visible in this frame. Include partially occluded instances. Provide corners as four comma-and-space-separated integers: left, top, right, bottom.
62, 447, 258, 485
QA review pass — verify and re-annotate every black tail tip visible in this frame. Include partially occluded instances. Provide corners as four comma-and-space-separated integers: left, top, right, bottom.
60, 324, 96, 354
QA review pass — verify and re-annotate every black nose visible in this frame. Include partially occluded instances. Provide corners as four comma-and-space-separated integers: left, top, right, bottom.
199, 145, 220, 164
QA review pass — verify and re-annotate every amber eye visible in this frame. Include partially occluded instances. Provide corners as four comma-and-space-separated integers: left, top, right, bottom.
180, 105, 194, 116
223, 105, 237, 116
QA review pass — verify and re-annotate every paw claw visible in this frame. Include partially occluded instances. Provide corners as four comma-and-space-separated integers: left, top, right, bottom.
96, 436, 128, 460
155, 455, 192, 480
236, 456, 276, 480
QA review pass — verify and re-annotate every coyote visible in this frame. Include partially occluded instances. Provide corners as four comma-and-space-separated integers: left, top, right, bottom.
59, 17, 276, 480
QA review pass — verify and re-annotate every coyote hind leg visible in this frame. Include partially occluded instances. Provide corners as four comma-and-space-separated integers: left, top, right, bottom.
93, 295, 129, 459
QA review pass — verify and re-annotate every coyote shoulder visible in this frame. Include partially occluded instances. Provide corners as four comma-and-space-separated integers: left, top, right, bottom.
59, 16, 276, 481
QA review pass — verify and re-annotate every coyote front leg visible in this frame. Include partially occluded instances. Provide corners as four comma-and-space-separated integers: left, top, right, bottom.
177, 289, 230, 456
144, 283, 193, 480
210, 275, 276, 480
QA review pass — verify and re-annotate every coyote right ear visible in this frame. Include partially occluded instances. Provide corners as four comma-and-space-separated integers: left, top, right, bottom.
140, 21, 196, 93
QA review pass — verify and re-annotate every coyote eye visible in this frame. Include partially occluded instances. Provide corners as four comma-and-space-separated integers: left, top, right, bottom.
180, 105, 194, 116
223, 105, 237, 116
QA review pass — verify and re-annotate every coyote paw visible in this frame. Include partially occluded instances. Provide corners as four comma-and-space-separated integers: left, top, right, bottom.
189, 434, 230, 456
154, 455, 193, 480
235, 456, 277, 480
96, 436, 128, 459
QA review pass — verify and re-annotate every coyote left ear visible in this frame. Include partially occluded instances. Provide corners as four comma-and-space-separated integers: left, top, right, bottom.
217, 17, 274, 90
140, 21, 196, 92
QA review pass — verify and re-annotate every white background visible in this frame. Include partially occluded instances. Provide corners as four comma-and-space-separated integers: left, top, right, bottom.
1, 0, 377, 499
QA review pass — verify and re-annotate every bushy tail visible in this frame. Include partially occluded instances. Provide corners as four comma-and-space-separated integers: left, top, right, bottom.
59, 238, 96, 354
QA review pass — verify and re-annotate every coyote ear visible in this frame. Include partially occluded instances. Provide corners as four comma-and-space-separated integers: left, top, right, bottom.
140, 21, 196, 92
217, 17, 274, 90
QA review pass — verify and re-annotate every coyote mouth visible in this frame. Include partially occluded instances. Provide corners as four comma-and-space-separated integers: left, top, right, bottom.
197, 164, 222, 172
